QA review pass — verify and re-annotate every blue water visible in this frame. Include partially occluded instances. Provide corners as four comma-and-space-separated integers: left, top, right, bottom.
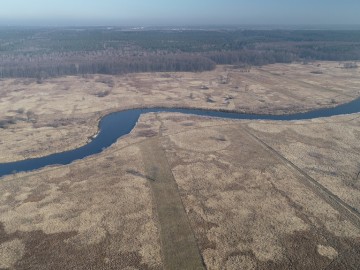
1, 97, 360, 178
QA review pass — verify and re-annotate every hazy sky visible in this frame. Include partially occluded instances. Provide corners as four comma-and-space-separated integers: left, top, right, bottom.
1, 0, 360, 26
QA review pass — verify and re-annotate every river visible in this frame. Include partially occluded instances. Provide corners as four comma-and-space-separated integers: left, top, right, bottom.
1, 97, 360, 178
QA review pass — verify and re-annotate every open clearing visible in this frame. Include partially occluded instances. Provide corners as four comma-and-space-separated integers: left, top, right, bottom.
0, 62, 360, 269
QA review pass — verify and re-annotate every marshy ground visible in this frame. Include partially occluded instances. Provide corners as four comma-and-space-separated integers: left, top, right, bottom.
0, 62, 359, 269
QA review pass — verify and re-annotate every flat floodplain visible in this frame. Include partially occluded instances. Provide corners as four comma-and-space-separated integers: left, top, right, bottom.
0, 62, 359, 163
0, 62, 360, 269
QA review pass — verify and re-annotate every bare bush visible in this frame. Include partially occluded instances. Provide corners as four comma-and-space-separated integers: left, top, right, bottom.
343, 62, 358, 69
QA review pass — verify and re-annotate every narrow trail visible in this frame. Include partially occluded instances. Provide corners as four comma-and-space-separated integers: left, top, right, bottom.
2, 114, 359, 268
242, 127, 360, 229
139, 137, 205, 270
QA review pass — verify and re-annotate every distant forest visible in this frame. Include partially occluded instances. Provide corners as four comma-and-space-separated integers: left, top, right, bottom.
1, 27, 360, 78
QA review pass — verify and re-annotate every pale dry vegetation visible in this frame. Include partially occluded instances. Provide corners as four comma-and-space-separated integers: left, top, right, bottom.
0, 62, 360, 163
1, 112, 359, 269
0, 127, 164, 269
246, 114, 360, 212
155, 113, 359, 269
0, 62, 360, 269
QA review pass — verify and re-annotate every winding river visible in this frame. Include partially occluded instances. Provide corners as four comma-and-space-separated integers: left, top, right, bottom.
1, 97, 360, 178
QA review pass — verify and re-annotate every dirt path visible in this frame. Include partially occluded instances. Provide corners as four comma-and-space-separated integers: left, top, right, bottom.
139, 137, 205, 270
243, 127, 360, 229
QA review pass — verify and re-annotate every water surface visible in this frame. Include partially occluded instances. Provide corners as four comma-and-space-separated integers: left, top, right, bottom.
1, 97, 360, 178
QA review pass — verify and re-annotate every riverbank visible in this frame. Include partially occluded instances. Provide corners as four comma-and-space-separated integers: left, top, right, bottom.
0, 62, 359, 163
1, 98, 360, 178
0, 112, 359, 269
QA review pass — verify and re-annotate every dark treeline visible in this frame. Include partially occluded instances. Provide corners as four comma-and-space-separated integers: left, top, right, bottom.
0, 28, 360, 78
204, 50, 297, 66
0, 54, 216, 78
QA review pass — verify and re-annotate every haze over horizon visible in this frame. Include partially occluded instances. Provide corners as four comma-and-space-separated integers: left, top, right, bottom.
0, 0, 360, 27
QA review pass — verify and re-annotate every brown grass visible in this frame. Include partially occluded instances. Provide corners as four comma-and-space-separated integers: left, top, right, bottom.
0, 112, 360, 269
0, 62, 360, 163
0, 62, 360, 269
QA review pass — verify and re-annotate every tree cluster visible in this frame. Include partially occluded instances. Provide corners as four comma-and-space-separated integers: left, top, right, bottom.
1, 28, 360, 78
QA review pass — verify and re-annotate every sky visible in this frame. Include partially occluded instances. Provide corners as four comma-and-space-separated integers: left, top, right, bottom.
0, 0, 360, 26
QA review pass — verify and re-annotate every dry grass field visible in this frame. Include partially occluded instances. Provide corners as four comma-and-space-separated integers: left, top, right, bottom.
0, 62, 360, 269
0, 62, 359, 163
159, 113, 360, 269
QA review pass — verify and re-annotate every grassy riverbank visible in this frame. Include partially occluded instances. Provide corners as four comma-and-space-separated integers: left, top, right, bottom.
0, 62, 359, 269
